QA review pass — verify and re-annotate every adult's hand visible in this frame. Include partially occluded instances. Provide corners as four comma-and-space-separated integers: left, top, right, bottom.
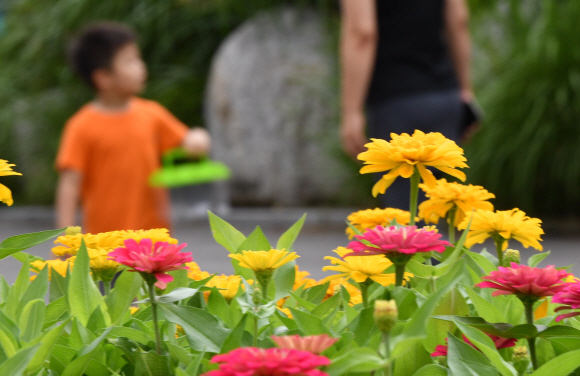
340, 111, 368, 159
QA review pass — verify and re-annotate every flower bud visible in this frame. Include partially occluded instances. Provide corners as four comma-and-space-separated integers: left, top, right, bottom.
252, 287, 262, 306
333, 284, 341, 296
65, 226, 82, 236
374, 300, 398, 333
502, 249, 521, 266
512, 346, 530, 373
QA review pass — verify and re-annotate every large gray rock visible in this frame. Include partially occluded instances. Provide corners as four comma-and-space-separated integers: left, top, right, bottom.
205, 7, 349, 206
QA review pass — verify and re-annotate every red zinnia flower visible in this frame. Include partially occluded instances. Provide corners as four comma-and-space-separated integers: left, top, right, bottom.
346, 225, 451, 256
204, 347, 330, 376
477, 263, 570, 299
271, 334, 338, 354
108, 238, 192, 289
431, 334, 517, 357
552, 281, 580, 322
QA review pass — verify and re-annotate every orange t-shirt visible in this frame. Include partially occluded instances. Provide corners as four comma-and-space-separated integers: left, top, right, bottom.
56, 97, 188, 234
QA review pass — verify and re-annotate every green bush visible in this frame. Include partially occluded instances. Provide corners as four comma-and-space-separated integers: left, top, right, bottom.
0, 0, 338, 204
466, 0, 580, 216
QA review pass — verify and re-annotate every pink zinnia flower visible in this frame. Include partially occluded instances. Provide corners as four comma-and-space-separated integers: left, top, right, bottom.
203, 347, 330, 376
108, 238, 192, 289
346, 225, 451, 256
552, 282, 580, 322
271, 334, 338, 354
476, 263, 570, 298
431, 334, 517, 357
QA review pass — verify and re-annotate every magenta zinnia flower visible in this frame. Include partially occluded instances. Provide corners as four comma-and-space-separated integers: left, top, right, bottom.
476, 263, 570, 299
431, 334, 517, 357
271, 334, 338, 354
108, 238, 192, 289
346, 225, 451, 256
552, 282, 580, 322
204, 347, 330, 376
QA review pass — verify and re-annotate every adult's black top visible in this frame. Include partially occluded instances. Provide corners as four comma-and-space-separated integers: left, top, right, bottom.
366, 0, 458, 105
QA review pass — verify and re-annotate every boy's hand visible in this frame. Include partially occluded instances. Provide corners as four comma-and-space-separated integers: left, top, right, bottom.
182, 128, 211, 158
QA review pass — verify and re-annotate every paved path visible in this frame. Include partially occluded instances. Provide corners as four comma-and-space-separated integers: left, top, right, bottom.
0, 207, 579, 284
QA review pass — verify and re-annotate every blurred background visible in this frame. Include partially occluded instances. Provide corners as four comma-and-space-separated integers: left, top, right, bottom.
0, 0, 579, 281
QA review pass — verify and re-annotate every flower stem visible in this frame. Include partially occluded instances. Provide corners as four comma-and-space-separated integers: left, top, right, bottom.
494, 238, 505, 266
103, 280, 111, 295
253, 315, 258, 347
360, 281, 370, 308
382, 332, 392, 376
409, 168, 421, 226
524, 300, 539, 370
147, 281, 163, 355
447, 207, 457, 244
395, 263, 406, 287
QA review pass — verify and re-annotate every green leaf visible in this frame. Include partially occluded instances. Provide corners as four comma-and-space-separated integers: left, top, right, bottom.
414, 364, 449, 376
220, 314, 249, 353
325, 347, 386, 376
167, 343, 192, 366
25, 319, 70, 375
406, 259, 435, 278
17, 264, 48, 318
134, 350, 172, 376
0, 228, 65, 260
276, 214, 306, 251
208, 211, 246, 253
236, 226, 271, 252
463, 285, 506, 323
530, 349, 580, 376
466, 251, 497, 275
105, 270, 142, 325
0, 344, 40, 376
207, 289, 232, 326
160, 303, 230, 353
45, 296, 68, 325
137, 287, 200, 304
393, 338, 433, 376
61, 327, 113, 376
288, 292, 317, 312
446, 333, 495, 375
528, 251, 551, 267
165, 269, 189, 293
106, 326, 152, 345
184, 350, 205, 376
426, 287, 469, 353
288, 308, 330, 336
5, 254, 30, 319
273, 260, 296, 302
49, 269, 68, 302
349, 307, 376, 346
18, 299, 45, 342
0, 323, 18, 358
68, 241, 106, 326
549, 337, 580, 355
452, 318, 516, 376
304, 283, 329, 305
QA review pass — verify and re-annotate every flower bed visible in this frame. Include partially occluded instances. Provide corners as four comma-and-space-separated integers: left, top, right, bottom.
1, 131, 580, 375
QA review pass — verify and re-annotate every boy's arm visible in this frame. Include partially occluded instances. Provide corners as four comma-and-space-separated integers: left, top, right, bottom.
444, 0, 472, 103
56, 170, 81, 229
182, 128, 211, 158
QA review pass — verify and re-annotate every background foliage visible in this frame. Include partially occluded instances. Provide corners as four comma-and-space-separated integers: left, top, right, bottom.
1, 0, 579, 217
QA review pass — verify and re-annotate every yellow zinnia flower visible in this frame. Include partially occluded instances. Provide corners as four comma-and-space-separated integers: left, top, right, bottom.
323, 278, 363, 306
346, 207, 413, 239
294, 265, 317, 290
0, 159, 22, 206
124, 228, 178, 245
205, 274, 242, 301
321, 247, 411, 286
229, 249, 299, 272
418, 179, 495, 226
358, 130, 468, 197
458, 208, 544, 251
186, 261, 211, 281
30, 258, 74, 281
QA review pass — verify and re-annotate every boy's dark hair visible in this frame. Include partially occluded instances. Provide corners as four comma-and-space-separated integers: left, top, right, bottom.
68, 22, 136, 88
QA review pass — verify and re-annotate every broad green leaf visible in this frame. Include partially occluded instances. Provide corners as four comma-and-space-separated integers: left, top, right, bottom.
273, 260, 296, 301
349, 307, 376, 346
207, 289, 231, 326
49, 269, 68, 302
69, 318, 96, 350
165, 269, 189, 293
447, 333, 495, 376
0, 228, 65, 260
312, 293, 341, 319
325, 347, 386, 376
0, 324, 17, 358
184, 350, 205, 376
220, 314, 249, 353
426, 287, 469, 353
160, 303, 230, 353
549, 337, 580, 355
414, 364, 449, 376
25, 319, 69, 374
466, 251, 497, 275
528, 251, 551, 267
463, 285, 506, 323
134, 350, 172, 376
236, 226, 271, 252
406, 259, 435, 278
136, 287, 200, 304
276, 214, 306, 251
105, 270, 142, 324
288, 292, 317, 312
304, 283, 329, 305
61, 327, 113, 376
68, 241, 106, 326
208, 211, 246, 253
45, 296, 68, 325
0, 344, 40, 376
0, 310, 20, 341
289, 308, 330, 336
17, 264, 48, 318
393, 339, 433, 376
392, 287, 419, 320
453, 318, 516, 376
530, 349, 580, 376
18, 298, 45, 342
105, 326, 152, 345
536, 337, 556, 368
167, 343, 192, 366
49, 345, 77, 375
5, 254, 30, 319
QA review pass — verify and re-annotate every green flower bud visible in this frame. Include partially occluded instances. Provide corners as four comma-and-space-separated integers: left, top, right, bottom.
512, 346, 530, 374
65, 226, 82, 236
374, 300, 398, 333
252, 287, 262, 306
502, 249, 521, 266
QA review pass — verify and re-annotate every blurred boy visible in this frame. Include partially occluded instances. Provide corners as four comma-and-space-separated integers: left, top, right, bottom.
56, 22, 210, 233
